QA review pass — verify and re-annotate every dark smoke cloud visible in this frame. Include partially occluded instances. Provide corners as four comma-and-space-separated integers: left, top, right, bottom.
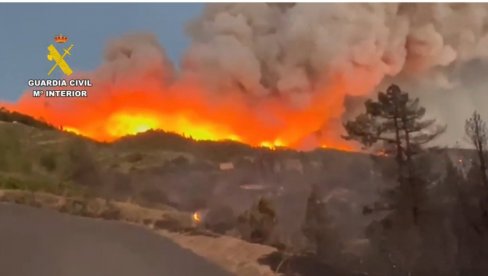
182, 3, 488, 146
84, 4, 488, 148
100, 33, 175, 90
183, 3, 488, 112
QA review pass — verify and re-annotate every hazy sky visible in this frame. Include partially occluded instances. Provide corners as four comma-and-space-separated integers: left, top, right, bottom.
0, 3, 203, 101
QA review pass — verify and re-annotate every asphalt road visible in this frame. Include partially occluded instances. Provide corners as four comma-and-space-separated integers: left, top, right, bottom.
0, 203, 232, 276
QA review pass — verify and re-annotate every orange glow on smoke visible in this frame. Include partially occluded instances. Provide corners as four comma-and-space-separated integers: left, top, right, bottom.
2, 74, 355, 151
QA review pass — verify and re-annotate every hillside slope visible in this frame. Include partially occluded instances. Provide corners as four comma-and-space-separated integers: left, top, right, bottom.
0, 116, 469, 275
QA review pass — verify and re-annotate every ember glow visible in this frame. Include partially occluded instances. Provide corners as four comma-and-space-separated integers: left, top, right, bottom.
192, 211, 202, 224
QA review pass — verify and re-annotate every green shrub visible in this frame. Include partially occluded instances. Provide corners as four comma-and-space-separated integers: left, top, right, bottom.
204, 205, 236, 234
153, 218, 184, 232
1, 177, 22, 189
171, 156, 189, 166
100, 204, 121, 220
238, 197, 277, 244
40, 152, 57, 172
139, 187, 169, 205
125, 152, 144, 163
60, 199, 88, 216
63, 140, 100, 187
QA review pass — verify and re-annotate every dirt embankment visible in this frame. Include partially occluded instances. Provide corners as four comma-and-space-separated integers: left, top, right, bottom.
159, 230, 276, 276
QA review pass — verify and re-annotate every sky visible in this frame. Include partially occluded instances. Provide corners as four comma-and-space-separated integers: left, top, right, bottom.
0, 3, 204, 101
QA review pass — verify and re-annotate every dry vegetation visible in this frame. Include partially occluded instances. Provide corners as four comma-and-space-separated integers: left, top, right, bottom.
9, 103, 488, 275
0, 113, 370, 276
0, 189, 278, 275
159, 230, 277, 276
0, 189, 192, 227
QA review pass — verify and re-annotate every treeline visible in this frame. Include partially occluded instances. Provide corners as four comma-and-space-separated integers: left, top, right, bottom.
0, 107, 56, 130
231, 84, 488, 275
113, 129, 303, 164
342, 84, 488, 275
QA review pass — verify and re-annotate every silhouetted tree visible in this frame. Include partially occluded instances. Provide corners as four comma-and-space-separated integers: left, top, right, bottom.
344, 84, 445, 224
344, 84, 447, 274
465, 111, 488, 187
302, 185, 339, 260
438, 156, 488, 274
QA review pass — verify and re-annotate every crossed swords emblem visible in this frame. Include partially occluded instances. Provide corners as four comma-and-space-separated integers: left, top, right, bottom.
47, 43, 74, 76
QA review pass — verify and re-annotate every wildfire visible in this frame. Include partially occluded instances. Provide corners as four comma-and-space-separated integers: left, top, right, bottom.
103, 111, 243, 142
0, 37, 360, 153
260, 139, 285, 150
192, 211, 202, 224
1, 78, 356, 152
63, 126, 82, 135
107, 113, 160, 137
5, 3, 477, 154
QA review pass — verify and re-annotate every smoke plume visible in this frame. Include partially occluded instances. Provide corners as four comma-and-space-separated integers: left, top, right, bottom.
183, 3, 488, 147
7, 3, 488, 150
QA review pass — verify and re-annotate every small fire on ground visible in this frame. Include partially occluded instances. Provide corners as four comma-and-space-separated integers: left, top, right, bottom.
192, 211, 202, 224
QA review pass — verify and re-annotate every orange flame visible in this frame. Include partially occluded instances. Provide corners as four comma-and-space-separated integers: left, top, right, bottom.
2, 73, 356, 151
192, 211, 202, 224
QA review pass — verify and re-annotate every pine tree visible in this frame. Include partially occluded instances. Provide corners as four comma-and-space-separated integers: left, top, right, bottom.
464, 111, 488, 244
442, 156, 488, 274
302, 185, 338, 260
465, 111, 488, 187
343, 84, 445, 224
343, 84, 446, 274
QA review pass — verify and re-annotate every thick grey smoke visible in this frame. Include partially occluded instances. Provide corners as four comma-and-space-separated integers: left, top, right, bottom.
100, 33, 175, 90
32, 4, 488, 149
185, 3, 488, 95
183, 3, 488, 146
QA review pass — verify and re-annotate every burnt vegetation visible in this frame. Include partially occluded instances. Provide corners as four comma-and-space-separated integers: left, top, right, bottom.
339, 84, 488, 275
258, 84, 488, 276
2, 85, 488, 275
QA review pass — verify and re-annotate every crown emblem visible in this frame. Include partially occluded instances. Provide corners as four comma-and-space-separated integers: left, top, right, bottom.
54, 34, 68, 44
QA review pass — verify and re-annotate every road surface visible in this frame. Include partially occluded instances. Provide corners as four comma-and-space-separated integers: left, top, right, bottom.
0, 203, 232, 276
